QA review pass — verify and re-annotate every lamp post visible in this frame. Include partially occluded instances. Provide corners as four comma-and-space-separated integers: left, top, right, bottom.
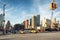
0, 1, 6, 34
50, 0, 57, 29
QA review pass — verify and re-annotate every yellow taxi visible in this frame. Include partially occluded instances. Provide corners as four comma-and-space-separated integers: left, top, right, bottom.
30, 29, 37, 33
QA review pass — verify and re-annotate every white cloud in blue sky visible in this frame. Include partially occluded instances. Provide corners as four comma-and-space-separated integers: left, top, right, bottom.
0, 0, 60, 25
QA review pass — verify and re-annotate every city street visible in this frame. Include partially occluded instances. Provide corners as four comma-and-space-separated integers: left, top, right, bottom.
0, 32, 60, 40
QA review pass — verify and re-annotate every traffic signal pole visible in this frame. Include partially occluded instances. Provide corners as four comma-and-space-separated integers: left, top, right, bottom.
50, 0, 57, 29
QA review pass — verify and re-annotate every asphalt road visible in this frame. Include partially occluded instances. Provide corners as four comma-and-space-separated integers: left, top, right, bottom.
0, 32, 60, 40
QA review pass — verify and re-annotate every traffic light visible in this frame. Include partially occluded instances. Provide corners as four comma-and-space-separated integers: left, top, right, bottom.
50, 3, 57, 10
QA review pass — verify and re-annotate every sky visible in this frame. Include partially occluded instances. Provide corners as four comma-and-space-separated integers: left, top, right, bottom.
0, 0, 60, 25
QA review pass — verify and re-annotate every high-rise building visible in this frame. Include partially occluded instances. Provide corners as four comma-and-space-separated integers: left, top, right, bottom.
32, 16, 37, 29
36, 15, 40, 26
29, 18, 32, 28
31, 15, 40, 29
51, 18, 56, 29
23, 20, 29, 29
58, 21, 60, 28
22, 15, 40, 29
58, 24, 60, 28
42, 18, 51, 28
30, 19, 32, 26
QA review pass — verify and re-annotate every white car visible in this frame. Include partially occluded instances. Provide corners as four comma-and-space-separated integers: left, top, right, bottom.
19, 30, 25, 34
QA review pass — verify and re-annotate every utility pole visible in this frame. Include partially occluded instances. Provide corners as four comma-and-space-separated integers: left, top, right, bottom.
50, 0, 57, 29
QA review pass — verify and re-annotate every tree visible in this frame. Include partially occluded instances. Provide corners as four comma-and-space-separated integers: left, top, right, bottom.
6, 20, 12, 33
14, 24, 24, 31
6, 21, 11, 29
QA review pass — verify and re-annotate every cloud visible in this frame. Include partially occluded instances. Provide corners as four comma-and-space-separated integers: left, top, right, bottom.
3, 0, 60, 25
30, 0, 60, 21
5, 7, 17, 25
53, 11, 60, 21
39, 4, 51, 19
17, 0, 58, 23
